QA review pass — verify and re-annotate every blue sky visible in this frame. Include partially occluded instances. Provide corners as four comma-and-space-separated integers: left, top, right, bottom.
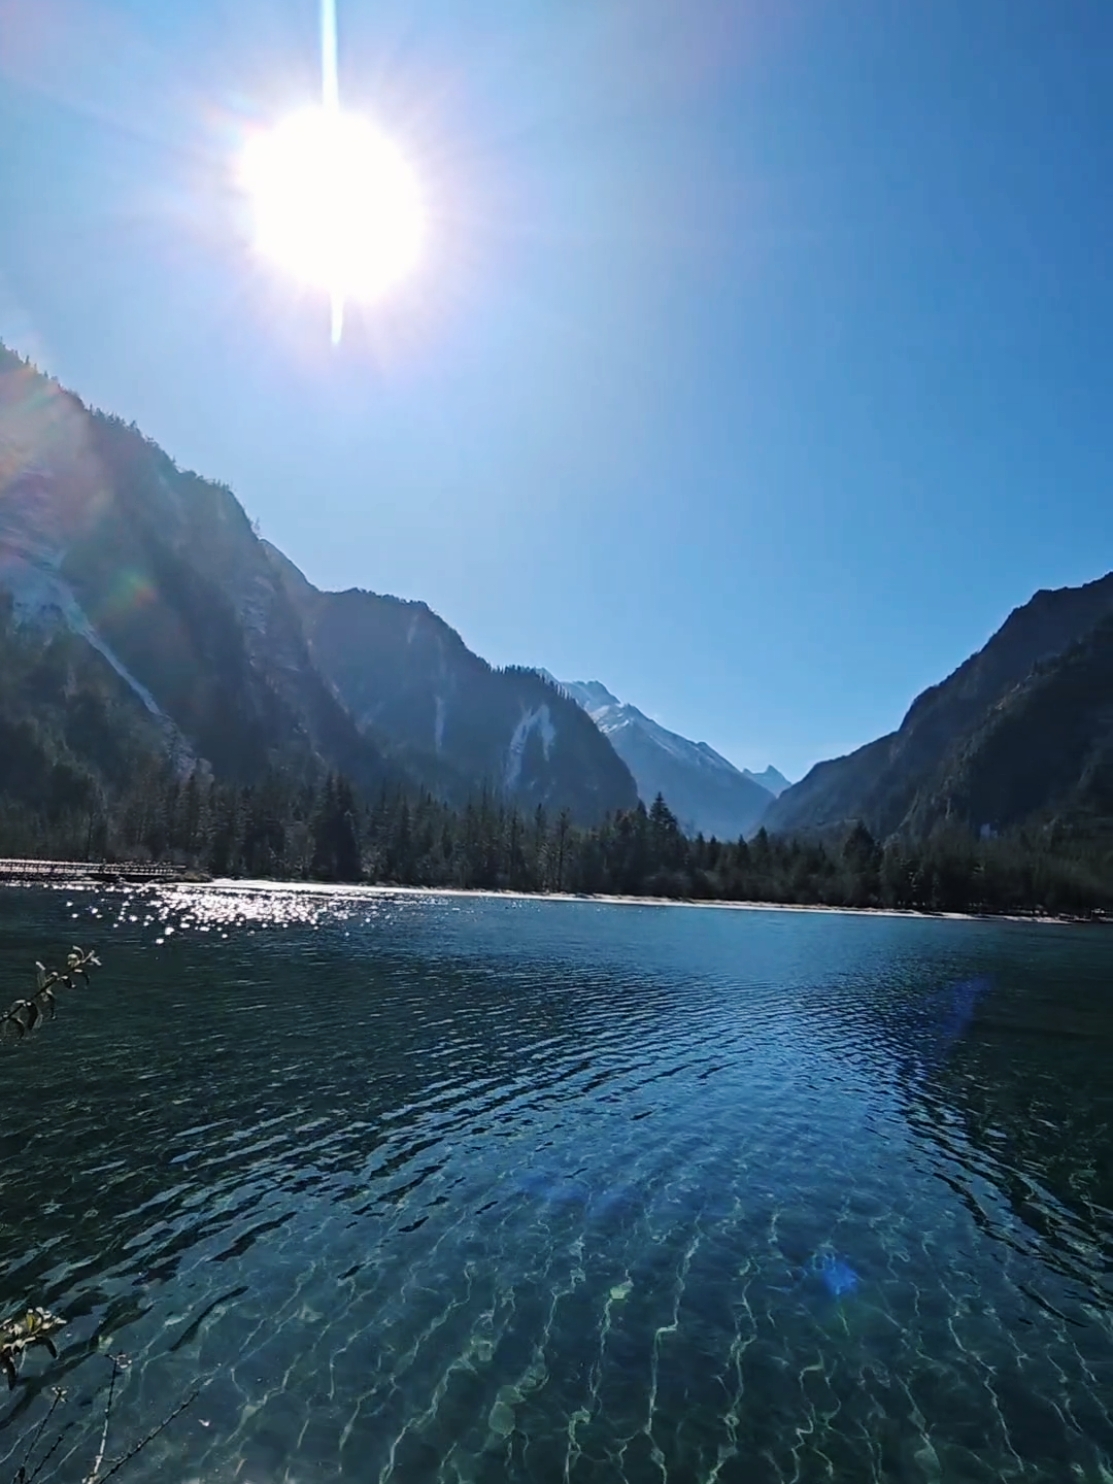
2, 0, 1112, 780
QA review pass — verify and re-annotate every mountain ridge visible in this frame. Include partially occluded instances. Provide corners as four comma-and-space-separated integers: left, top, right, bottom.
744, 765, 791, 797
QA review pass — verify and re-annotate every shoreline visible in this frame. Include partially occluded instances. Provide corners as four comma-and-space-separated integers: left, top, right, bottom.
177, 878, 1108, 928
7, 872, 1106, 927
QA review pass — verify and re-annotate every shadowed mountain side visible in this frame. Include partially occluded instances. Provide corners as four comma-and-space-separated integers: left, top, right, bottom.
263, 544, 638, 826
0, 342, 634, 828
908, 615, 1113, 838
0, 344, 406, 799
765, 572, 1113, 840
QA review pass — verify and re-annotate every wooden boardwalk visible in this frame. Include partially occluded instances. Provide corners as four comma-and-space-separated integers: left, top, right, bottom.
0, 859, 199, 884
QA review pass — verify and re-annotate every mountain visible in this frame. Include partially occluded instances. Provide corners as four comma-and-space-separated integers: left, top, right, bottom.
264, 546, 637, 823
764, 573, 1113, 840
557, 679, 776, 839
906, 613, 1113, 839
0, 344, 634, 828
744, 765, 791, 797
0, 345, 399, 808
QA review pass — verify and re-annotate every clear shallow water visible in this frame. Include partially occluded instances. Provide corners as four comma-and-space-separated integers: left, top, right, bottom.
0, 885, 1111, 1484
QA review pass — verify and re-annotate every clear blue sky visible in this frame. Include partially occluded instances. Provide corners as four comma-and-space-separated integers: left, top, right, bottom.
2, 0, 1112, 780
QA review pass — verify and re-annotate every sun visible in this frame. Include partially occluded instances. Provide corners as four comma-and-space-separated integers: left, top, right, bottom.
240, 106, 425, 338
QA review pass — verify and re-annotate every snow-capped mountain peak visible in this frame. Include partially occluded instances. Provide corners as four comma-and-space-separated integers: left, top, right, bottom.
558, 679, 783, 839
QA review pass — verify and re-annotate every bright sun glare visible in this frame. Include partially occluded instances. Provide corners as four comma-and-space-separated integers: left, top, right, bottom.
240, 105, 425, 338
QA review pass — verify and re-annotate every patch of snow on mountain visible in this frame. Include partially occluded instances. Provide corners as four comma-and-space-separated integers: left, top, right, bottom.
561, 679, 621, 716
539, 706, 556, 757
505, 704, 556, 791
562, 679, 784, 787
0, 540, 193, 765
582, 696, 743, 778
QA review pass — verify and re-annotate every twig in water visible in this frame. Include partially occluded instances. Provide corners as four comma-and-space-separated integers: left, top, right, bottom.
13, 1386, 65, 1484
82, 1355, 126, 1484
21, 1415, 77, 1484
95, 1384, 203, 1483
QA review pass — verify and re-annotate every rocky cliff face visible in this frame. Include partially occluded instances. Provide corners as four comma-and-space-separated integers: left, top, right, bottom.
764, 573, 1113, 839
264, 545, 637, 824
558, 680, 776, 839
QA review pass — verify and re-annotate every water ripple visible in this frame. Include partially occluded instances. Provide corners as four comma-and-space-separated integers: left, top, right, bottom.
0, 884, 1111, 1481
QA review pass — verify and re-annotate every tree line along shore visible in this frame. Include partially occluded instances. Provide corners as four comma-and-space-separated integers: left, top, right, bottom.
2, 765, 1111, 919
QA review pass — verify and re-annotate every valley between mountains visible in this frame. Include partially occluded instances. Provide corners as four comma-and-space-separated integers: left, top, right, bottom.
2, 339, 1112, 903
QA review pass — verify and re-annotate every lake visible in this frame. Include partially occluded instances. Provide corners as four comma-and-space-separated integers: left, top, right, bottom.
1, 885, 1111, 1483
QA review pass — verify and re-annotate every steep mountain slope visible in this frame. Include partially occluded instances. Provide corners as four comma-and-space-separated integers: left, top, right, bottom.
264, 546, 638, 824
0, 345, 403, 799
557, 679, 775, 839
910, 615, 1113, 838
765, 573, 1113, 839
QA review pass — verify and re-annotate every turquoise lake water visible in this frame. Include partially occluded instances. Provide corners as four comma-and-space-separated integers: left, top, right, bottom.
0, 884, 1111, 1482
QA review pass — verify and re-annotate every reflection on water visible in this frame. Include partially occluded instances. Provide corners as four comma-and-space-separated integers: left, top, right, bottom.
0, 884, 1111, 1482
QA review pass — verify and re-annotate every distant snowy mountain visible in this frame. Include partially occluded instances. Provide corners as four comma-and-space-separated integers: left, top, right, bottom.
743, 765, 791, 797
555, 679, 780, 839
